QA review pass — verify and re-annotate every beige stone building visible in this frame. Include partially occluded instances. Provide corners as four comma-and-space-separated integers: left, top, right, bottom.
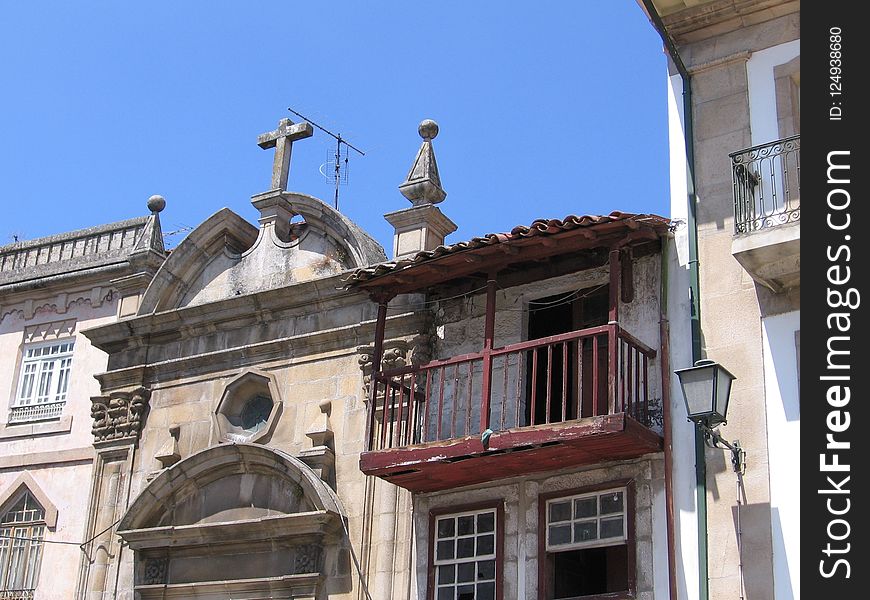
0, 207, 165, 599
638, 1, 800, 599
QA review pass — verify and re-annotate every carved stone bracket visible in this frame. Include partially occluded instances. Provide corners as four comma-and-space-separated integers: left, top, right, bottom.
357, 333, 433, 398
91, 386, 150, 444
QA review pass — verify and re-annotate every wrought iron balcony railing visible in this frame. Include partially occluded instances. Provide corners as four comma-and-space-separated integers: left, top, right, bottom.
730, 135, 800, 234
0, 590, 36, 600
8, 401, 65, 424
367, 324, 656, 452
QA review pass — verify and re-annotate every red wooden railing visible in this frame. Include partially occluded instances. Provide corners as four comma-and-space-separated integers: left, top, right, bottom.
367, 324, 657, 452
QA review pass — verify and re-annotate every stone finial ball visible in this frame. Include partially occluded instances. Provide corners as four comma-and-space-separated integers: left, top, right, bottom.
418, 119, 439, 140
147, 194, 166, 213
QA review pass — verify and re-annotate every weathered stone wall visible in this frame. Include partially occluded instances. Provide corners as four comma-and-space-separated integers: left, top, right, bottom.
413, 456, 665, 599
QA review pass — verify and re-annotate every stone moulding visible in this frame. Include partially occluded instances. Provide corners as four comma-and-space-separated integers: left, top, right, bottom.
118, 509, 340, 550
134, 573, 321, 600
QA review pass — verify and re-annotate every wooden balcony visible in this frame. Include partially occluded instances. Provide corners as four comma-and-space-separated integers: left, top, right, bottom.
360, 324, 662, 492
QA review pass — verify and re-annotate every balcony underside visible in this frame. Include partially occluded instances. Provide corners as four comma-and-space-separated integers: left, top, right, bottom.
359, 412, 662, 493
731, 220, 800, 292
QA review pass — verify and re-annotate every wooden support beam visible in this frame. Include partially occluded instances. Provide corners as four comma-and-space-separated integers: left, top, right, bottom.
607, 248, 621, 414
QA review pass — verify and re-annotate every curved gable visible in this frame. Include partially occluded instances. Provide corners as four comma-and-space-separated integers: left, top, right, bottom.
137, 194, 385, 314
280, 192, 386, 268
137, 208, 258, 315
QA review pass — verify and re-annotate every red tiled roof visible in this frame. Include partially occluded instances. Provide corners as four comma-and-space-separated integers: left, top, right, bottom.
345, 211, 670, 286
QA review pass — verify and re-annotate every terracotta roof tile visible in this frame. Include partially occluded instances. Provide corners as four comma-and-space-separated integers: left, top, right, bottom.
345, 211, 669, 286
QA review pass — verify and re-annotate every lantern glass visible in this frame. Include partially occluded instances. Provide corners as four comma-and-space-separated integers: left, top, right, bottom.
713, 364, 735, 424
675, 360, 736, 427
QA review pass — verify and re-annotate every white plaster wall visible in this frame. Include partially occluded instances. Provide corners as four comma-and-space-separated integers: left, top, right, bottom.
0, 298, 117, 454
666, 70, 701, 600
747, 40, 800, 147
0, 297, 115, 599
0, 462, 94, 600
761, 310, 799, 600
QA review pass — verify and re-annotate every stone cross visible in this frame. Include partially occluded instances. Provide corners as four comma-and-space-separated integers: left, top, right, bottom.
257, 118, 314, 191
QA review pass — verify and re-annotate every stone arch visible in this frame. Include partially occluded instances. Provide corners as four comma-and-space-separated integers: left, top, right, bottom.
117, 444, 345, 598
119, 443, 341, 531
137, 208, 259, 314
0, 472, 58, 528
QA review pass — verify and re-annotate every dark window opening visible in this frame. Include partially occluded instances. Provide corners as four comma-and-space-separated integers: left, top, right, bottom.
525, 287, 609, 425
550, 545, 629, 599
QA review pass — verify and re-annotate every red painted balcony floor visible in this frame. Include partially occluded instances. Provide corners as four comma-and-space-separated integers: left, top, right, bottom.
359, 412, 662, 493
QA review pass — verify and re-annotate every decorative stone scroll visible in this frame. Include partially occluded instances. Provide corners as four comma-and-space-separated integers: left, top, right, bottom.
91, 386, 150, 443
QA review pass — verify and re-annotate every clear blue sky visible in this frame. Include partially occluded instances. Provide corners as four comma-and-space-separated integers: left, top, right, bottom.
0, 1, 669, 252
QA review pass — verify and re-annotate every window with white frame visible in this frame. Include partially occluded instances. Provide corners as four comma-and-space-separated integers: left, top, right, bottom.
0, 492, 46, 597
542, 486, 631, 599
432, 507, 499, 600
10, 340, 74, 424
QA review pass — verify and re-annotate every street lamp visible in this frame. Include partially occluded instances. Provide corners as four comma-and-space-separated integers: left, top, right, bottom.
674, 359, 745, 473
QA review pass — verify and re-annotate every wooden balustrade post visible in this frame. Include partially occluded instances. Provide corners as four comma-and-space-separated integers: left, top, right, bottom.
479, 274, 498, 433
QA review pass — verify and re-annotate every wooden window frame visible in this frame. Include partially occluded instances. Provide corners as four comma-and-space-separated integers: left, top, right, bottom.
428, 500, 505, 600
538, 479, 636, 600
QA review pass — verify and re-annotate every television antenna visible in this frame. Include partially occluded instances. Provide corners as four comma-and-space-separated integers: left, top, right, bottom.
287, 107, 365, 211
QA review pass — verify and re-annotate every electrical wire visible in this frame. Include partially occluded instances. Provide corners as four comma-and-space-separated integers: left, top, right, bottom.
382, 281, 608, 315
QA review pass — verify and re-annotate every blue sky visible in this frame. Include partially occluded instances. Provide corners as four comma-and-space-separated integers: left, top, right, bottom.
0, 2, 669, 252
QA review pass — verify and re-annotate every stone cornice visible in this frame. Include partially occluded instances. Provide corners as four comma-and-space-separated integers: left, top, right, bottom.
84, 272, 363, 351
94, 309, 428, 392
119, 509, 340, 550
659, 0, 799, 44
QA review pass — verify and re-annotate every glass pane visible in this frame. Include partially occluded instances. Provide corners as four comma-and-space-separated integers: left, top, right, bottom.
438, 517, 455, 539
548, 501, 571, 523
477, 582, 496, 600
458, 515, 475, 536
437, 586, 454, 600
477, 559, 495, 580
549, 524, 571, 546
600, 491, 624, 514
18, 363, 36, 403
476, 534, 494, 556
477, 511, 494, 533
456, 537, 475, 559
457, 562, 475, 583
574, 520, 598, 542
37, 361, 55, 402
437, 540, 455, 560
574, 497, 597, 518
601, 517, 625, 539
438, 564, 455, 584
457, 585, 474, 600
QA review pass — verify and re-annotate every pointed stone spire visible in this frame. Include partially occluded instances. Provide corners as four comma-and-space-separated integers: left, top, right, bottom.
385, 120, 456, 259
132, 195, 166, 256
398, 119, 446, 206
114, 195, 168, 318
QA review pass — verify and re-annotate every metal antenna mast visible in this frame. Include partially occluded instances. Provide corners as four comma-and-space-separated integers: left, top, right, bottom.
287, 107, 365, 210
